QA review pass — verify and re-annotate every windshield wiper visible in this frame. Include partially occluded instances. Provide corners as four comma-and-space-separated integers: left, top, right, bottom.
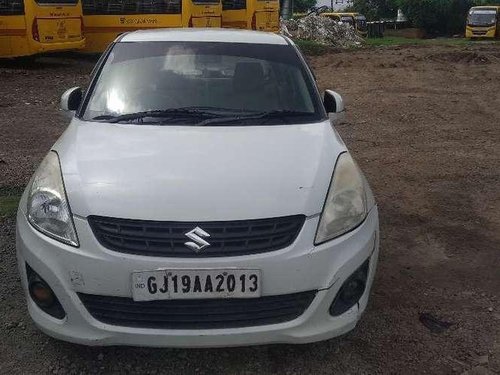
91, 108, 227, 123
196, 110, 313, 126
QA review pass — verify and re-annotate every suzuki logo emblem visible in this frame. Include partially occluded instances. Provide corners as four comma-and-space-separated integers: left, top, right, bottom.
184, 227, 211, 252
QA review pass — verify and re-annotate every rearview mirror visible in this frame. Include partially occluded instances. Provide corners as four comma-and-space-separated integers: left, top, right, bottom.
323, 90, 345, 123
60, 87, 83, 117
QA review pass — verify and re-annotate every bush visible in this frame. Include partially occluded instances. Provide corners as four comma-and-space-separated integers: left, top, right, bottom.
347, 0, 500, 36
293, 0, 317, 13
294, 40, 330, 55
396, 0, 463, 35
396, 0, 500, 36
344, 0, 397, 21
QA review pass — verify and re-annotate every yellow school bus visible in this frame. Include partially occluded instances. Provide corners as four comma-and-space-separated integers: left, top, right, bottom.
320, 12, 354, 26
0, 0, 85, 58
350, 12, 367, 37
81, 0, 222, 53
466, 6, 500, 39
320, 12, 367, 37
221, 0, 279, 32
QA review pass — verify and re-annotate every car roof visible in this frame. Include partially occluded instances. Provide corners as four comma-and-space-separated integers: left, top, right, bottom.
119, 28, 289, 45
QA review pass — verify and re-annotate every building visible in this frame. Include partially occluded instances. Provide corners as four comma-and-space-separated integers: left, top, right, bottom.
316, 0, 351, 9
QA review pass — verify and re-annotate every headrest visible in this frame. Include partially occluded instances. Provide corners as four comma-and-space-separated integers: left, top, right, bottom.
232, 62, 265, 92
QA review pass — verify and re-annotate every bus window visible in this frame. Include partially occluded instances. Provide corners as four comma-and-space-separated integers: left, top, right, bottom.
468, 9, 497, 27
340, 15, 354, 27
82, 0, 181, 15
0, 0, 24, 15
222, 0, 279, 32
355, 15, 367, 37
35, 0, 78, 3
222, 0, 246, 11
0, 0, 26, 56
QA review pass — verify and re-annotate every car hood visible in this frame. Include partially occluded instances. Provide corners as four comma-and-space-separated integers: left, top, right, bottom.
54, 119, 346, 221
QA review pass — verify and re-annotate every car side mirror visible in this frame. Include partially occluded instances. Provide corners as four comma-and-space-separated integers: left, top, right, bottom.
323, 90, 345, 123
60, 87, 83, 117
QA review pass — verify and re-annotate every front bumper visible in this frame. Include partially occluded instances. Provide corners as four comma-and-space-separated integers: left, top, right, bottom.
34, 39, 86, 54
466, 26, 496, 38
16, 207, 379, 347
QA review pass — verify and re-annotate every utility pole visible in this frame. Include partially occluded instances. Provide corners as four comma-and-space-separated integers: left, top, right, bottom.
280, 0, 293, 19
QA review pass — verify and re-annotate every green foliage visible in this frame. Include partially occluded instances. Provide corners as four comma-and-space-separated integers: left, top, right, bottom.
0, 195, 20, 218
394, 0, 465, 35
344, 0, 397, 20
348, 0, 500, 35
293, 0, 317, 13
0, 186, 23, 218
294, 39, 330, 55
365, 36, 475, 45
472, 0, 500, 4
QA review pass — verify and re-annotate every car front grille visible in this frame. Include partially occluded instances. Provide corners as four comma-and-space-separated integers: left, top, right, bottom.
88, 215, 305, 257
78, 291, 317, 329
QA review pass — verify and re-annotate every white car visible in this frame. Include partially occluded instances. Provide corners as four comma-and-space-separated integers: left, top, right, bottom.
16, 29, 379, 347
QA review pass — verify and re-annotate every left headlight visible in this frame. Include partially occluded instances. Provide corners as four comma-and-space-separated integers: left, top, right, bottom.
315, 152, 372, 245
27, 151, 79, 247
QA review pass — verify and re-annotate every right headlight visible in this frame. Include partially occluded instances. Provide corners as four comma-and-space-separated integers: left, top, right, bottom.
27, 151, 79, 247
315, 152, 371, 244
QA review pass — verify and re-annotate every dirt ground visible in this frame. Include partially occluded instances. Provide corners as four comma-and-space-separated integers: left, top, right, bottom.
0, 42, 499, 374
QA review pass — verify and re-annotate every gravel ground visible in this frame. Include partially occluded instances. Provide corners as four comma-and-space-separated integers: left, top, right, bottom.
0, 43, 499, 374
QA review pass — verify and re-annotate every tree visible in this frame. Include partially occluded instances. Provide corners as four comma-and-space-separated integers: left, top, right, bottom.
472, 0, 500, 4
393, 0, 500, 36
344, 0, 397, 20
341, 0, 500, 34
293, 0, 317, 13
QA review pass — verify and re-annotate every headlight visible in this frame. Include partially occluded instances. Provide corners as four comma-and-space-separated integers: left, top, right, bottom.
315, 152, 369, 244
27, 151, 79, 246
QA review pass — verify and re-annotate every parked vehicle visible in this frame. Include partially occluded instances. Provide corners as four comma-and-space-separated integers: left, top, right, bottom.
81, 0, 222, 53
318, 11, 353, 28
0, 0, 85, 58
222, 0, 279, 32
17, 29, 379, 347
351, 13, 367, 37
320, 11, 367, 37
466, 6, 500, 39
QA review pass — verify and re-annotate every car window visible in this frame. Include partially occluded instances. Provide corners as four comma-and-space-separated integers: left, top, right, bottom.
82, 41, 325, 125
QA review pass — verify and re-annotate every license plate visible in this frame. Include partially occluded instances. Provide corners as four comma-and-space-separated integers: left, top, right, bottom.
37, 18, 81, 43
132, 269, 261, 301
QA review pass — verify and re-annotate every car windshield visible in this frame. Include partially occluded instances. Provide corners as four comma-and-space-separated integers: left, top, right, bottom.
468, 10, 497, 26
82, 41, 325, 125
341, 16, 354, 26
355, 16, 367, 31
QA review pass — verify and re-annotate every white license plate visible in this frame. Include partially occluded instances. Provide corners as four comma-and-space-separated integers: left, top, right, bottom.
131, 269, 261, 301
